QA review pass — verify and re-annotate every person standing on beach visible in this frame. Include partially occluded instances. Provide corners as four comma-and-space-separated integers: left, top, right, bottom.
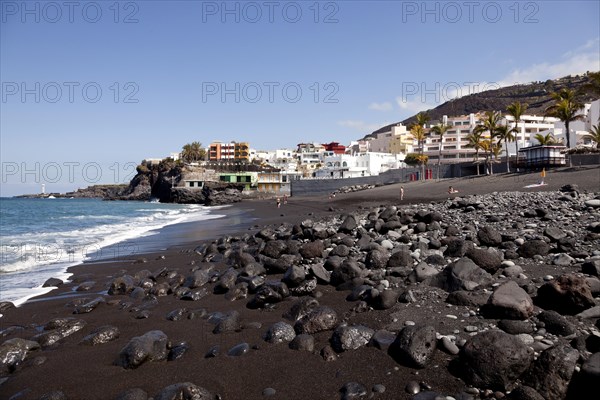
283, 194, 287, 204
400, 186, 404, 201
276, 197, 281, 208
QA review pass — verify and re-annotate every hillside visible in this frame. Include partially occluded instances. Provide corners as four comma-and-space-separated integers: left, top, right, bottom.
367, 72, 599, 138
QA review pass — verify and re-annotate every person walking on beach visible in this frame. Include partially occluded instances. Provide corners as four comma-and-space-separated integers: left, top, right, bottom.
283, 194, 287, 204
276, 197, 281, 208
400, 186, 404, 201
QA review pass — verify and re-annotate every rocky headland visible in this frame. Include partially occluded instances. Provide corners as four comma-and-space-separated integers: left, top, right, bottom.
16, 160, 246, 206
1, 168, 600, 400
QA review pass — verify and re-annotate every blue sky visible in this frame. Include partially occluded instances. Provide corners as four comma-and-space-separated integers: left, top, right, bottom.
1, 0, 599, 196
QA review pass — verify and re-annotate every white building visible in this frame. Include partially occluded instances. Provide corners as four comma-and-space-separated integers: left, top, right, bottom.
348, 140, 370, 155
423, 112, 565, 163
552, 99, 600, 147
297, 143, 326, 167
503, 114, 559, 154
314, 152, 404, 178
254, 150, 272, 161
423, 113, 484, 163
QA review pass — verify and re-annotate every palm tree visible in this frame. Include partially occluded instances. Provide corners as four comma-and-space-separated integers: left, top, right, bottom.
410, 124, 427, 180
479, 139, 500, 175
584, 124, 600, 149
495, 124, 516, 173
430, 122, 451, 179
534, 133, 558, 145
415, 112, 430, 129
506, 101, 528, 161
180, 142, 206, 163
474, 111, 502, 174
466, 131, 484, 175
491, 142, 503, 163
545, 88, 584, 148
474, 111, 502, 138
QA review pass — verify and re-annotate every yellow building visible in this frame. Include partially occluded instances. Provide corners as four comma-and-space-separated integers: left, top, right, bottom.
389, 133, 414, 155
256, 171, 283, 193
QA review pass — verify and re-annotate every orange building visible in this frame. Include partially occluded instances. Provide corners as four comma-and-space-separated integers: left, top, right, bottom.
208, 141, 250, 161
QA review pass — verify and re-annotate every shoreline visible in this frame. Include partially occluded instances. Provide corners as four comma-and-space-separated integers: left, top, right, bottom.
0, 166, 598, 400
0, 203, 243, 307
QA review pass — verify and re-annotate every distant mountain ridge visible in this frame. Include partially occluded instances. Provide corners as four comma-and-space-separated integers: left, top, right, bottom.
366, 72, 599, 138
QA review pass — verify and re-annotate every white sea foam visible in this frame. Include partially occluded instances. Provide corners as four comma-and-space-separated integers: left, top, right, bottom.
0, 203, 227, 306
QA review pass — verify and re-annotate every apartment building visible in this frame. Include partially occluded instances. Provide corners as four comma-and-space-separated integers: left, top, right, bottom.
208, 141, 250, 161
503, 115, 559, 154
367, 124, 410, 154
422, 113, 484, 163
421, 111, 564, 163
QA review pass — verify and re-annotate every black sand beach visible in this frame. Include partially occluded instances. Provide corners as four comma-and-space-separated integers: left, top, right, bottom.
1, 166, 599, 400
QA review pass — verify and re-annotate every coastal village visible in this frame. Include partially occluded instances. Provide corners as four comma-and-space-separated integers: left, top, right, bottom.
146, 85, 600, 199
23, 74, 600, 202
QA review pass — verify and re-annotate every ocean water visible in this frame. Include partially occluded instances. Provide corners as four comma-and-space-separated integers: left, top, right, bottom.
0, 197, 225, 306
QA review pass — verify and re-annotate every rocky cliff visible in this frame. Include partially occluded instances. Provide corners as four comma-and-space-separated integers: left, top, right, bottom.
115, 159, 244, 205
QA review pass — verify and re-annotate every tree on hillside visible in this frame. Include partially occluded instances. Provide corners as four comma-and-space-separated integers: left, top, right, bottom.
583, 124, 600, 148
545, 88, 584, 149
430, 121, 451, 179
466, 131, 484, 175
410, 124, 427, 180
180, 142, 206, 163
580, 71, 600, 98
534, 133, 558, 145
506, 101, 528, 161
495, 124, 516, 173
